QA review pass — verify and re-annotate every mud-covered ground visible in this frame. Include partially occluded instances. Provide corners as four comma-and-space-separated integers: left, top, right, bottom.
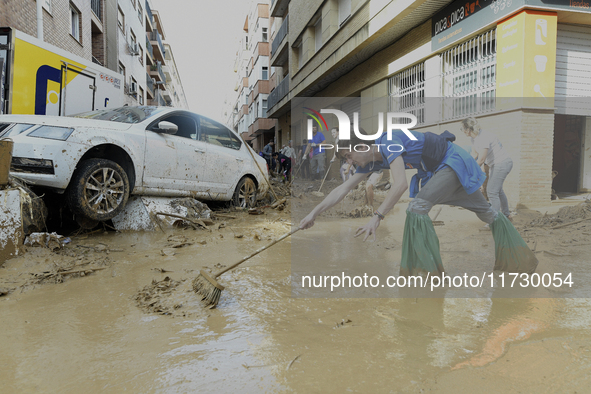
1, 181, 591, 393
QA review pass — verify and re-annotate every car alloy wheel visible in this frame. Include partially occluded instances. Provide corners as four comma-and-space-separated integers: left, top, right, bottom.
67, 158, 130, 222
234, 177, 257, 208
85, 167, 126, 214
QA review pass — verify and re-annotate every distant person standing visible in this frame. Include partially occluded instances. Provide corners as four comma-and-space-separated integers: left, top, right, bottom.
303, 125, 326, 180
461, 117, 513, 220
262, 140, 274, 171
298, 139, 311, 179
281, 140, 297, 164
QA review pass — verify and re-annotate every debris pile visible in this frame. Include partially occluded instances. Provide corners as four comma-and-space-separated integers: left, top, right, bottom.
346, 206, 374, 218
170, 198, 212, 220
134, 276, 186, 315
25, 254, 111, 285
24, 232, 71, 251
528, 200, 591, 227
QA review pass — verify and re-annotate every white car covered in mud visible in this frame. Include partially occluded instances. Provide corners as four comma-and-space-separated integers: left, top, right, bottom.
0, 106, 269, 223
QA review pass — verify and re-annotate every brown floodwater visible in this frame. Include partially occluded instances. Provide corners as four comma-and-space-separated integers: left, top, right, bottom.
1, 209, 591, 393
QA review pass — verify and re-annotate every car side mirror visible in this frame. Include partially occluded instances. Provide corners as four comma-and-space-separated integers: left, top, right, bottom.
156, 121, 178, 134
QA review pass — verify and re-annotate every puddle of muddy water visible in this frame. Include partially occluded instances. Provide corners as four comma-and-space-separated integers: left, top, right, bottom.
1, 209, 591, 392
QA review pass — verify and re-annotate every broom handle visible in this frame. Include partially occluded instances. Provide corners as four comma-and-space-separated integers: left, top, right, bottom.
241, 136, 280, 202
317, 161, 333, 192
214, 228, 301, 278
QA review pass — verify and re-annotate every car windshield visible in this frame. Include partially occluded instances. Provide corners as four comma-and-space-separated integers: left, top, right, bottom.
70, 106, 166, 124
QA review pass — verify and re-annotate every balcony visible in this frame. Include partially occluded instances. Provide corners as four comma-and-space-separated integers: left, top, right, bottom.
151, 89, 166, 106
145, 0, 155, 31
249, 80, 270, 105
146, 73, 154, 99
270, 0, 289, 17
248, 118, 276, 135
271, 15, 287, 57
255, 42, 270, 58
145, 37, 153, 65
267, 74, 289, 112
149, 30, 166, 63
91, 0, 102, 21
162, 64, 172, 83
150, 61, 165, 82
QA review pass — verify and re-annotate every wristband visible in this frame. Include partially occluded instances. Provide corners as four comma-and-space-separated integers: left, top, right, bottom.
374, 210, 385, 220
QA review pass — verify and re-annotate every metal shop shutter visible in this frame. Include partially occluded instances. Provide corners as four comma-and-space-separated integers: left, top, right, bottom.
555, 24, 591, 115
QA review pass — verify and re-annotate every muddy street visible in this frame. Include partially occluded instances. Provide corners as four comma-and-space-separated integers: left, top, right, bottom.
2, 187, 591, 393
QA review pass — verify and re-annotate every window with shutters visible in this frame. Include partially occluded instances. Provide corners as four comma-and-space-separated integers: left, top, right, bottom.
441, 29, 497, 120
388, 63, 425, 125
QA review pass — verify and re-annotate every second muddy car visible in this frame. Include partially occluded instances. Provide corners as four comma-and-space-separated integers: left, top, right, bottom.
1, 106, 269, 223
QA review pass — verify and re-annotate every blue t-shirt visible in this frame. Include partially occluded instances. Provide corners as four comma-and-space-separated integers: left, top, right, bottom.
309, 131, 326, 156
356, 131, 485, 197
356, 131, 425, 173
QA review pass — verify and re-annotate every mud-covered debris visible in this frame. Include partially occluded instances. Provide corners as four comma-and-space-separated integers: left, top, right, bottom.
161, 248, 176, 256
170, 198, 212, 220
27, 260, 109, 285
7, 177, 48, 235
24, 232, 70, 251
334, 319, 353, 329
0, 287, 13, 296
249, 208, 264, 215
346, 206, 373, 218
153, 268, 174, 273
166, 235, 193, 248
134, 276, 184, 315
528, 201, 591, 227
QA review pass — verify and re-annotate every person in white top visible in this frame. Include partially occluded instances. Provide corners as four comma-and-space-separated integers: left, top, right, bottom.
281, 140, 297, 163
461, 117, 513, 220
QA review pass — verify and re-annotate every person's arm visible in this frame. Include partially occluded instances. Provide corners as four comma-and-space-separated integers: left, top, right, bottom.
302, 143, 312, 160
299, 171, 370, 229
471, 146, 478, 160
354, 156, 408, 241
476, 148, 489, 167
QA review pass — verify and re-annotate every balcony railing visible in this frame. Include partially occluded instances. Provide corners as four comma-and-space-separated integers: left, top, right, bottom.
91, 0, 102, 21
145, 0, 155, 25
145, 37, 154, 59
150, 30, 166, 59
271, 15, 288, 57
150, 61, 165, 82
146, 73, 154, 96
267, 74, 289, 110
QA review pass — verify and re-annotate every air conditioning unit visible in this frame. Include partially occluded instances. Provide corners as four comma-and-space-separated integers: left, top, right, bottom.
129, 82, 138, 94
128, 42, 139, 56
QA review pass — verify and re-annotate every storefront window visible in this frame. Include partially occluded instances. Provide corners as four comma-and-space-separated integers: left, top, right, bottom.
441, 28, 497, 120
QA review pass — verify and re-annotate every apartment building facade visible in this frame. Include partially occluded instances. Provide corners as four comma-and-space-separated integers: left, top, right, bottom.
231, 2, 277, 152
1, 0, 96, 60
0, 0, 186, 111
267, 0, 591, 208
162, 43, 188, 109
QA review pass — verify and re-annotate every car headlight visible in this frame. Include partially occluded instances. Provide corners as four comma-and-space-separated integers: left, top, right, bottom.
27, 125, 74, 140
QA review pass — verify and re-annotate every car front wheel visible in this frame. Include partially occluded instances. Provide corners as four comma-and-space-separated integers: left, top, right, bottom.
67, 158, 130, 222
233, 177, 257, 208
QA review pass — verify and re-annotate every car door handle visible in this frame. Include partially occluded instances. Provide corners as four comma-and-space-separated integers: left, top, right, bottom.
195, 148, 205, 153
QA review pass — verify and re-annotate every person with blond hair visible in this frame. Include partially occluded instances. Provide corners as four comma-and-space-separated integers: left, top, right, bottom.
461, 117, 513, 220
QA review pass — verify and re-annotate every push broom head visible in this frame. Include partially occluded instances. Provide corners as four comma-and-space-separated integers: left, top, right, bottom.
193, 270, 225, 308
